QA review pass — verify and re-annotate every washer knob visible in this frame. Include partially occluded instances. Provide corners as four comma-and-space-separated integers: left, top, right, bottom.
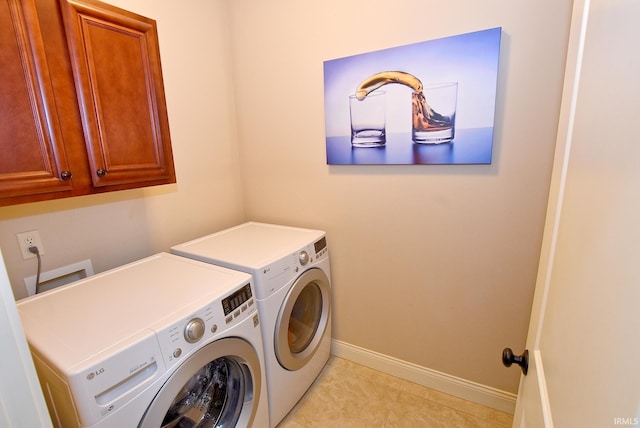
299, 251, 309, 266
184, 318, 205, 343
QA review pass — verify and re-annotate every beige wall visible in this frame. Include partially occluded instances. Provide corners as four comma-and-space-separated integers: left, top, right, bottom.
0, 0, 573, 396
226, 0, 572, 393
0, 0, 245, 299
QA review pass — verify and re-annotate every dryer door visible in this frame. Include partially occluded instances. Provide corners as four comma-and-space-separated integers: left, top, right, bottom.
139, 338, 261, 428
275, 267, 331, 371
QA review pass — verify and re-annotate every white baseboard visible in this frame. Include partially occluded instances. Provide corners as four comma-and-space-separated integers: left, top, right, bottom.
330, 339, 516, 414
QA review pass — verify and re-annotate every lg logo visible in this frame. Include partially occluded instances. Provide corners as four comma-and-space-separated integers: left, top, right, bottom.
86, 367, 105, 380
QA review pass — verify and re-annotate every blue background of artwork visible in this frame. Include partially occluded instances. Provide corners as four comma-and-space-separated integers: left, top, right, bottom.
323, 27, 502, 164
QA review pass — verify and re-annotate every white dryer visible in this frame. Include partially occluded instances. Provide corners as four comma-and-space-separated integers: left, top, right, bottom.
17, 253, 269, 428
171, 222, 332, 428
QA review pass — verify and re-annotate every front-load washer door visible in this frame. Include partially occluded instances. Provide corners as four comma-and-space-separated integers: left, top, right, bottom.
139, 338, 261, 428
275, 267, 331, 371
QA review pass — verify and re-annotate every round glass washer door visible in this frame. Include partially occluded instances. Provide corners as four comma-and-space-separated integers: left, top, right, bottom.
139, 338, 261, 428
275, 267, 331, 371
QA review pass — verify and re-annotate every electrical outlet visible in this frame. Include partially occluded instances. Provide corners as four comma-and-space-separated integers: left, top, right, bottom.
16, 230, 45, 260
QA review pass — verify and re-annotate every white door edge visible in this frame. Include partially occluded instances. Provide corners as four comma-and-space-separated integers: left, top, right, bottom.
0, 249, 52, 427
513, 0, 591, 426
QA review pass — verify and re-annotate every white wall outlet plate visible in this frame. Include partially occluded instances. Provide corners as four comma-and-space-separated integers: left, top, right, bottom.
16, 230, 45, 260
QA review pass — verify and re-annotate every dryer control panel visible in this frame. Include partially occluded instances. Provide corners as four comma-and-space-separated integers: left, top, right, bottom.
256, 235, 329, 300
313, 236, 328, 259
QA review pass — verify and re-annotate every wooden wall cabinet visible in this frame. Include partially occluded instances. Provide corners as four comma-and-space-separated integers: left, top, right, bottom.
0, 0, 74, 199
0, 0, 175, 207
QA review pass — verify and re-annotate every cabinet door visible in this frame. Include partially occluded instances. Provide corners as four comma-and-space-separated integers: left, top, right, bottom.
58, 0, 176, 187
0, 0, 73, 199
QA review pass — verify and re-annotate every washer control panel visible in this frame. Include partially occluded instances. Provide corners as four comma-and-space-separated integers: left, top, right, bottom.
221, 283, 253, 316
184, 318, 205, 343
155, 282, 256, 370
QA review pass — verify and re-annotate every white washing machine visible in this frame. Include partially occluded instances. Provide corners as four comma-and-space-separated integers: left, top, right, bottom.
17, 253, 269, 428
171, 222, 332, 428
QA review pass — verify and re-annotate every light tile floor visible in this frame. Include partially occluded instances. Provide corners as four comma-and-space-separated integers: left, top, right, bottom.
276, 357, 513, 428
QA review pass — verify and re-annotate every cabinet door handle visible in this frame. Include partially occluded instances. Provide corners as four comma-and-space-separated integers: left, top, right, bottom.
96, 168, 107, 177
60, 171, 72, 180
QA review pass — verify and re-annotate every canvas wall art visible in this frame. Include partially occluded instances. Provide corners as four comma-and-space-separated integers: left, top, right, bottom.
323, 27, 502, 165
